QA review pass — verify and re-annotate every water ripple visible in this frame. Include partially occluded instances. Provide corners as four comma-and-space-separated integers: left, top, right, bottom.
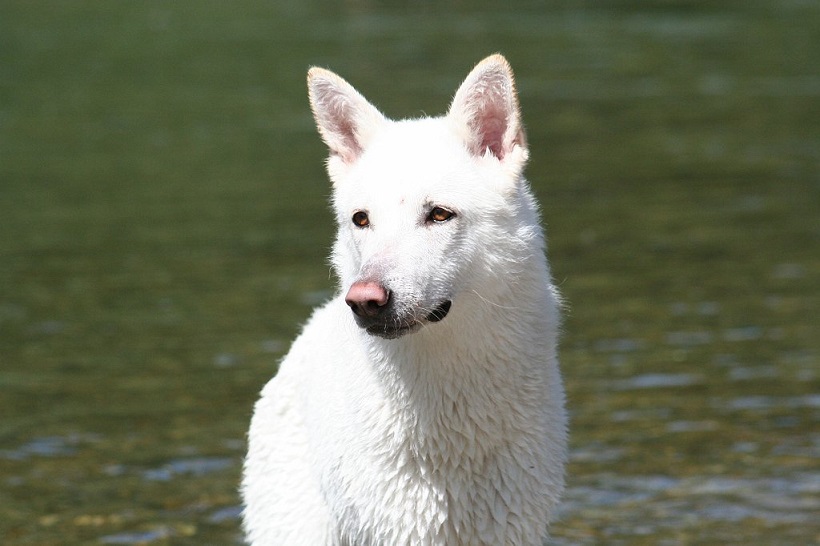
612, 373, 702, 390
141, 457, 235, 482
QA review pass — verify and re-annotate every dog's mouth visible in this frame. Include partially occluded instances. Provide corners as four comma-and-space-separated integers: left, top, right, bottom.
364, 300, 452, 339
426, 300, 452, 323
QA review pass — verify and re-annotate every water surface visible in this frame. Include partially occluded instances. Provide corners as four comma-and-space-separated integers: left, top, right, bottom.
1, 1, 817, 544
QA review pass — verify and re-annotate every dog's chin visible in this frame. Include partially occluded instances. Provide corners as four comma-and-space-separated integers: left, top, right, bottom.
360, 300, 452, 340
366, 323, 419, 339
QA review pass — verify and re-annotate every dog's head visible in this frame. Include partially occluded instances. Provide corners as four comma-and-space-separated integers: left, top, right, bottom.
307, 55, 537, 339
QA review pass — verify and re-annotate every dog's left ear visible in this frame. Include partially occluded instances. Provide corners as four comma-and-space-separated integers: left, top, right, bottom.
448, 54, 527, 163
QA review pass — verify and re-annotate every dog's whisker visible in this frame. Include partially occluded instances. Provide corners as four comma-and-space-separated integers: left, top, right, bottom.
468, 289, 517, 311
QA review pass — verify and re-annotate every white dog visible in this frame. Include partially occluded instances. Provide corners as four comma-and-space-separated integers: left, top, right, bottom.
242, 54, 567, 545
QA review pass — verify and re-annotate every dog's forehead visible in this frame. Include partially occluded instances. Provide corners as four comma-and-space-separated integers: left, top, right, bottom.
351, 119, 470, 193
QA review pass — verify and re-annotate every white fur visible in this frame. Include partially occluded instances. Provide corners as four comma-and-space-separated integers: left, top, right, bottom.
242, 54, 567, 545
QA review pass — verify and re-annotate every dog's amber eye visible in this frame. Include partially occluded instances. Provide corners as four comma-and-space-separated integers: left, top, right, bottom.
352, 211, 370, 227
428, 207, 455, 223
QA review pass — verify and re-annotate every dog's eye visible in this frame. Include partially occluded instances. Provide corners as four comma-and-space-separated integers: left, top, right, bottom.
428, 207, 455, 223
352, 211, 370, 228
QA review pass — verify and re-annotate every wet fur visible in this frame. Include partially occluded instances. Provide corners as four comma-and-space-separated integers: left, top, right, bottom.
242, 54, 567, 545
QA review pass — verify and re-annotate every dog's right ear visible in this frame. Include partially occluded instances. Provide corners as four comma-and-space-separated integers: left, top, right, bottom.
308, 68, 387, 165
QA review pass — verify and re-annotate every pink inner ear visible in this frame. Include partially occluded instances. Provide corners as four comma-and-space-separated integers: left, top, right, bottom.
460, 72, 515, 161
475, 107, 507, 160
333, 118, 361, 163
447, 56, 529, 163
319, 92, 363, 163
310, 74, 368, 164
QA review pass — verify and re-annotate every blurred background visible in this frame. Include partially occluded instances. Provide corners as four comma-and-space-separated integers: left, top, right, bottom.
1, 1, 817, 544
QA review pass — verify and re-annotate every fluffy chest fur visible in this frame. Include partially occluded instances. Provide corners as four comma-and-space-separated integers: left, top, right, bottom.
307, 299, 566, 546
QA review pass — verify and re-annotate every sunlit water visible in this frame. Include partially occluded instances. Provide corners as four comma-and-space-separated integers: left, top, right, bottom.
1, 1, 817, 544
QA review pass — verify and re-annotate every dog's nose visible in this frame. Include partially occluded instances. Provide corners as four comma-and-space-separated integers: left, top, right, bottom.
345, 281, 390, 318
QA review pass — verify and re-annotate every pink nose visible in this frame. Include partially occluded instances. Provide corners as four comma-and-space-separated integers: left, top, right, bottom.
345, 281, 390, 318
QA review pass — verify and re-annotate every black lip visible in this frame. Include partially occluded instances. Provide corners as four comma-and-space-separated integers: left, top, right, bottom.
426, 300, 452, 323
360, 300, 452, 338
366, 323, 416, 339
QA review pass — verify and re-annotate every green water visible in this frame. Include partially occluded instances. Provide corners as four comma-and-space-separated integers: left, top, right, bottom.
1, 1, 817, 544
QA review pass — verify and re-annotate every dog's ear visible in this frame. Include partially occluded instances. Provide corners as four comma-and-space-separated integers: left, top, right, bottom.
308, 68, 387, 165
448, 54, 527, 162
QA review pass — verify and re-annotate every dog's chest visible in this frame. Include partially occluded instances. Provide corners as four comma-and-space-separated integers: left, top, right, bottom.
324, 405, 548, 545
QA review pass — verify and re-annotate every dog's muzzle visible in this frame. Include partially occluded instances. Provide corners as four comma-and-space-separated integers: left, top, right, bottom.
345, 281, 452, 339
